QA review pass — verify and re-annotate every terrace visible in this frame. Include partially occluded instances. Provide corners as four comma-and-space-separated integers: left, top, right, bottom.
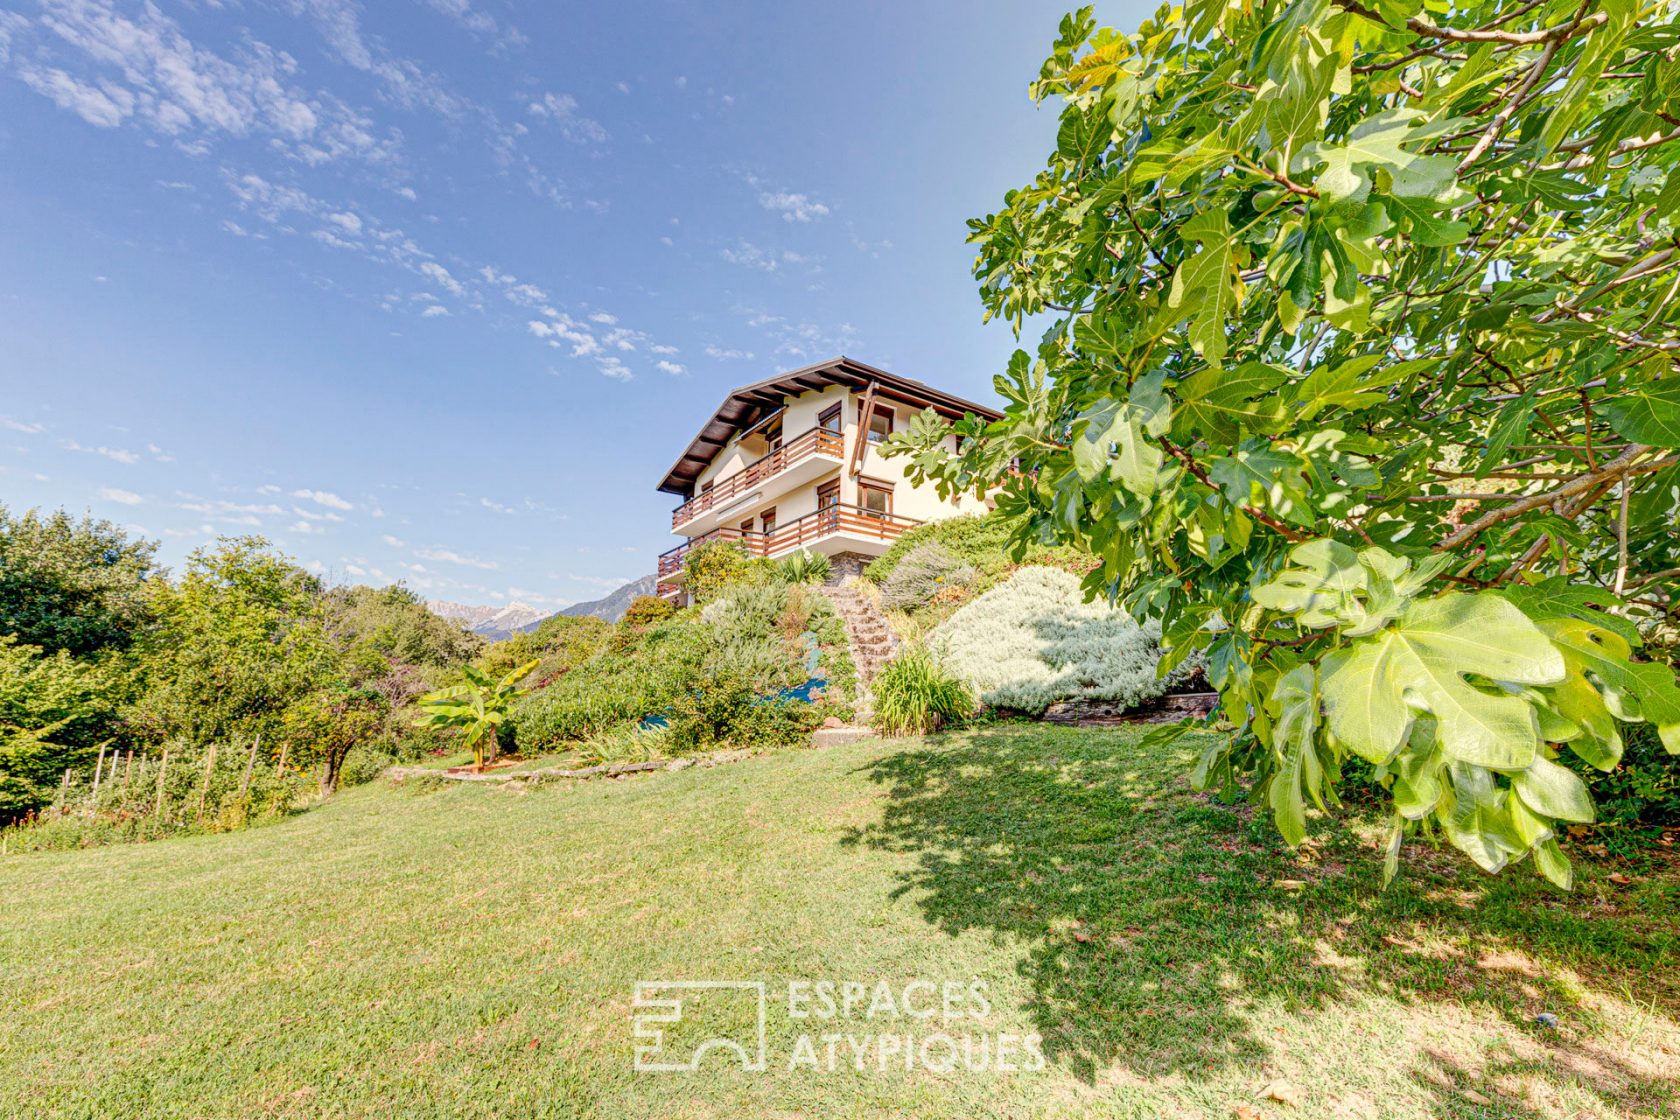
669, 424, 845, 531
657, 502, 921, 585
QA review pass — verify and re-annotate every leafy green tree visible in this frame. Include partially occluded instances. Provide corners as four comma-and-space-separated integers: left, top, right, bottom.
324, 583, 484, 669
888, 1, 1680, 886
280, 686, 388, 793
0, 505, 158, 656
416, 661, 539, 769
130, 538, 339, 749
0, 637, 124, 815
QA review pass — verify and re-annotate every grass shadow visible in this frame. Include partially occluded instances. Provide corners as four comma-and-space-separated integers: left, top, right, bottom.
840, 725, 1679, 1113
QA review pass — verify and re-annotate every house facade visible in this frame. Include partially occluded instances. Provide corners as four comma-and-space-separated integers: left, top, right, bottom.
655, 357, 1001, 601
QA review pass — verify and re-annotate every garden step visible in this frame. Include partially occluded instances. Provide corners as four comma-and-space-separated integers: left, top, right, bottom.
817, 583, 906, 728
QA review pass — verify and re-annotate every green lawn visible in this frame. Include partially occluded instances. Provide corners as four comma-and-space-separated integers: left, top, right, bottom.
2, 726, 1675, 1119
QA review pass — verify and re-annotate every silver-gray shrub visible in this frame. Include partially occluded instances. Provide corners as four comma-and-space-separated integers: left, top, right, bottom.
930, 566, 1193, 715
879, 542, 980, 612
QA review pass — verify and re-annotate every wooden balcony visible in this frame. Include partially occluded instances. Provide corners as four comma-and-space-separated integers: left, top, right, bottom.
670, 425, 844, 530
658, 504, 921, 580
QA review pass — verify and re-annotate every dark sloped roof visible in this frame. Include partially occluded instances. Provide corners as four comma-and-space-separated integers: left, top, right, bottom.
655, 356, 1003, 496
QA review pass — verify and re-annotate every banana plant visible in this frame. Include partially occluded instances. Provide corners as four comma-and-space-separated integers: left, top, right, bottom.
415, 660, 539, 770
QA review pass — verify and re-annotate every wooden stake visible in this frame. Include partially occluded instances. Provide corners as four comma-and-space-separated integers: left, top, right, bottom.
154, 750, 170, 819
275, 739, 289, 778
196, 743, 217, 824
240, 734, 262, 796
91, 744, 108, 804
123, 750, 133, 793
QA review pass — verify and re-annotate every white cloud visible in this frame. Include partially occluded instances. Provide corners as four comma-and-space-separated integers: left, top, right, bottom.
289, 520, 324, 534
98, 487, 142, 505
420, 304, 449, 317
5, 1, 397, 166
326, 210, 363, 235
526, 91, 608, 142
655, 360, 686, 376
480, 497, 515, 514
63, 440, 139, 464
758, 190, 829, 223
721, 241, 778, 272
650, 344, 678, 355
418, 261, 465, 296
588, 311, 617, 325
704, 345, 754, 360
416, 546, 498, 570
292, 488, 354, 511
381, 534, 405, 547
146, 442, 174, 462
597, 357, 632, 381
421, 0, 521, 43
18, 67, 132, 128
2, 417, 44, 433
178, 499, 284, 517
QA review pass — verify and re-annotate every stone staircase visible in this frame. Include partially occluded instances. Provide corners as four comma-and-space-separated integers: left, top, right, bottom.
819, 582, 898, 730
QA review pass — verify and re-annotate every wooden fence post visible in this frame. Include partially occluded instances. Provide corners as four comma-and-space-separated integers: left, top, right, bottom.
154, 750, 170, 820
240, 735, 262, 797
275, 739, 289, 778
123, 751, 133, 793
91, 744, 107, 806
196, 743, 217, 824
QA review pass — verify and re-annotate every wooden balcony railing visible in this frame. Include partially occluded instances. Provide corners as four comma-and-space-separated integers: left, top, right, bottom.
658, 504, 921, 578
670, 425, 845, 529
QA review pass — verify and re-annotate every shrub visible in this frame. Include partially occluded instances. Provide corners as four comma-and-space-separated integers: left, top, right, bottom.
930, 566, 1189, 716
871, 645, 972, 736
683, 540, 770, 605
775, 551, 832, 585
1566, 722, 1680, 856
620, 595, 676, 628
864, 515, 1015, 583
476, 615, 610, 683
662, 664, 822, 753
510, 621, 713, 747
864, 513, 1092, 586
878, 542, 980, 613
700, 581, 789, 643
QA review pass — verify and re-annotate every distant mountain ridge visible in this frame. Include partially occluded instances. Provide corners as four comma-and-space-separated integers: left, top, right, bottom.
549, 574, 658, 624
427, 600, 550, 641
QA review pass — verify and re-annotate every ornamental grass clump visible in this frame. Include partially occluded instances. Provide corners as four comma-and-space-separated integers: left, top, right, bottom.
871, 645, 972, 736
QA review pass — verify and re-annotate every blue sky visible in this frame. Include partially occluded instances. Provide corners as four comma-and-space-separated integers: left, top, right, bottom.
0, 0, 1137, 610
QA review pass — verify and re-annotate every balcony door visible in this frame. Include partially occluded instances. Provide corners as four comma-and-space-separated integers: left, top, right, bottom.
817, 478, 840, 532
859, 479, 892, 520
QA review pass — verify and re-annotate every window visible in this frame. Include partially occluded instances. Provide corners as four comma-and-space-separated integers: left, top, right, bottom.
816, 478, 840, 508
760, 507, 777, 535
818, 403, 842, 433
765, 421, 783, 452
860, 403, 895, 444
859, 482, 892, 518
739, 518, 754, 536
